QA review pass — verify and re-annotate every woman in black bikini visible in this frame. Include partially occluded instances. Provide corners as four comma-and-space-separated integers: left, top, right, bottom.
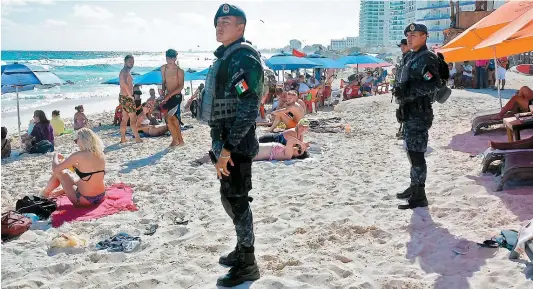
42, 128, 106, 207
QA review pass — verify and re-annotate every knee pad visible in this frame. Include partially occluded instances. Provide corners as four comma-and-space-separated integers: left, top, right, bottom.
408, 150, 426, 167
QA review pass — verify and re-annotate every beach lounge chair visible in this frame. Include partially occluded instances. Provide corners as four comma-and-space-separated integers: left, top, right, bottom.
471, 109, 514, 135
496, 151, 533, 191
481, 147, 533, 173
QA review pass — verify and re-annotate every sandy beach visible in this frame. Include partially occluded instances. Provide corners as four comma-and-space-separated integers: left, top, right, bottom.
1, 72, 532, 289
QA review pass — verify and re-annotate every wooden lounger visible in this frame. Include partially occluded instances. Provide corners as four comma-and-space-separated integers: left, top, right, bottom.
481, 148, 533, 173
496, 151, 533, 191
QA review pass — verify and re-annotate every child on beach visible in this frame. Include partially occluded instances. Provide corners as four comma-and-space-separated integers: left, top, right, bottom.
74, 105, 88, 130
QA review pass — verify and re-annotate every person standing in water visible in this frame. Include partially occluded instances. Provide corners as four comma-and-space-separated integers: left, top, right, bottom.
161, 49, 185, 147
119, 55, 142, 143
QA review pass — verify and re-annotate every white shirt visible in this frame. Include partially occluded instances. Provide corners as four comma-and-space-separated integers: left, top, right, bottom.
462, 65, 473, 77
307, 78, 319, 88
449, 67, 457, 77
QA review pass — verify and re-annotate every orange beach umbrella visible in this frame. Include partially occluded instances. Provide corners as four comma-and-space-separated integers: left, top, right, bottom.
443, 0, 533, 50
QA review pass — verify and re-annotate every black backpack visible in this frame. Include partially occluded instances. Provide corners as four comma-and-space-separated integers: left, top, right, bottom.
436, 52, 450, 81
16, 196, 57, 220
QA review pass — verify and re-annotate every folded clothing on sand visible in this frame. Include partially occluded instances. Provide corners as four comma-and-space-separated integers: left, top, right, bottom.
51, 183, 137, 227
96, 232, 141, 253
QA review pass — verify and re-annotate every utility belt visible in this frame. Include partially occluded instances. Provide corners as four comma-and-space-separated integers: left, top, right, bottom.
396, 97, 432, 123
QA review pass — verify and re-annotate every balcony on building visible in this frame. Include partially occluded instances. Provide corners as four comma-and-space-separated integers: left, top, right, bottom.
416, 13, 450, 21
417, 0, 475, 10
427, 25, 448, 32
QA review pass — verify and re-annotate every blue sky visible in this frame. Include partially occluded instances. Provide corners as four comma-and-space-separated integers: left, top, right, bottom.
1, 0, 361, 51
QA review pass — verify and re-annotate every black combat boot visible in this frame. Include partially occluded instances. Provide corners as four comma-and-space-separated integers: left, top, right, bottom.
219, 245, 239, 267
396, 186, 415, 199
217, 246, 260, 287
398, 186, 428, 210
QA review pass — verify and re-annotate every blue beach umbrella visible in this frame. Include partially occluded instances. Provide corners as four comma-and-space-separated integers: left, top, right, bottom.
1, 62, 64, 141
337, 53, 386, 65
305, 54, 347, 69
265, 53, 321, 70
134, 67, 207, 85
101, 72, 142, 85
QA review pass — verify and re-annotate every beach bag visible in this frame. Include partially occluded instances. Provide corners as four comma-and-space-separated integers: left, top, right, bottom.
479, 230, 519, 251
29, 140, 54, 154
16, 196, 57, 220
1, 211, 32, 239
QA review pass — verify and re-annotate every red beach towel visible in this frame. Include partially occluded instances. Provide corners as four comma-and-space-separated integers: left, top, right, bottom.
51, 183, 137, 227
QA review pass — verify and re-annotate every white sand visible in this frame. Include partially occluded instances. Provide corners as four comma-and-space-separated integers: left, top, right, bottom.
1, 72, 532, 289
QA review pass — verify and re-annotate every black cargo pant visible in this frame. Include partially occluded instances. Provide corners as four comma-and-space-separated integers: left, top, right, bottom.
219, 153, 255, 248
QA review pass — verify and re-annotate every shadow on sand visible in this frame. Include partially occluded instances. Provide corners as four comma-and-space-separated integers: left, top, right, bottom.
465, 174, 533, 221
447, 128, 533, 156
119, 149, 169, 174
407, 209, 497, 289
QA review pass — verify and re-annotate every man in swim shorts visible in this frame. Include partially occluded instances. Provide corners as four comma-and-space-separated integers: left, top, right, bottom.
161, 48, 185, 147
119, 55, 142, 143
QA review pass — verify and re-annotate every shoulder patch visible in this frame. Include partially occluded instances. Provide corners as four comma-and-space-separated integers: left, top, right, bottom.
235, 79, 249, 95
423, 71, 433, 80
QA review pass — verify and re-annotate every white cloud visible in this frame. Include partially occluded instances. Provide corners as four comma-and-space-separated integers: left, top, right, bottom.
73, 4, 113, 20
2, 0, 54, 6
44, 19, 67, 26
1, 18, 18, 29
122, 12, 148, 27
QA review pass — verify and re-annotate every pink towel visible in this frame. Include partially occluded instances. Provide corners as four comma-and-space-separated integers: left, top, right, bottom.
51, 183, 137, 227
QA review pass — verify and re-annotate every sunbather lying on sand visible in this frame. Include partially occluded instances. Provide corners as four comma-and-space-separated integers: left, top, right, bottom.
492, 86, 533, 120
489, 135, 533, 150
259, 118, 309, 145
137, 103, 169, 137
253, 136, 309, 161
42, 128, 106, 207
257, 90, 305, 131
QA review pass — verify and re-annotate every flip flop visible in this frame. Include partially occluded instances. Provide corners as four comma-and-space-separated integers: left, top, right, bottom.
174, 217, 189, 225
144, 223, 158, 236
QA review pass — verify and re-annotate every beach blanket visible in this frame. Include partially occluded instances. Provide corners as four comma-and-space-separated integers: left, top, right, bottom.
51, 183, 137, 227
59, 129, 74, 136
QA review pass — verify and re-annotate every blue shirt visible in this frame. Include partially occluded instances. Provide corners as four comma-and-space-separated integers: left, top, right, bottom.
488, 59, 495, 69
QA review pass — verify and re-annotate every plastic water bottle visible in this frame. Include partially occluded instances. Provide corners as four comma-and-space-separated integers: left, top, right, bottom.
23, 213, 51, 231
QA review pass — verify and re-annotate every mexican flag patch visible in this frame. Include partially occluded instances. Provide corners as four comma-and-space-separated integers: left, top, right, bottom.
235, 79, 249, 95
423, 71, 433, 80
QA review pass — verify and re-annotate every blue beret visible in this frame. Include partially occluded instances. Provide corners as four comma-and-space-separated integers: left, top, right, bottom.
214, 4, 247, 27
404, 23, 428, 36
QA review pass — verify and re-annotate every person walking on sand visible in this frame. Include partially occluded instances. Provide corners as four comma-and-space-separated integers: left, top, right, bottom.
196, 3, 263, 286
161, 49, 185, 147
119, 55, 142, 143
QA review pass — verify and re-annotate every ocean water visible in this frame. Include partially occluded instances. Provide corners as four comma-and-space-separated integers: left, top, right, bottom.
0, 50, 217, 130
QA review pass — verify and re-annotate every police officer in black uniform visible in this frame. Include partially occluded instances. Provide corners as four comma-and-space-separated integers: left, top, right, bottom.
197, 3, 263, 286
393, 23, 441, 210
395, 38, 410, 139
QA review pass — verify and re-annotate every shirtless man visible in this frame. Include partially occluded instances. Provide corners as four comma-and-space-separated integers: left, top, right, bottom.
119, 55, 142, 143
492, 86, 533, 120
161, 49, 185, 147
266, 90, 305, 132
